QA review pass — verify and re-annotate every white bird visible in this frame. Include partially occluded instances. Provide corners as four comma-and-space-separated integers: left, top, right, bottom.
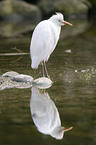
30, 12, 72, 77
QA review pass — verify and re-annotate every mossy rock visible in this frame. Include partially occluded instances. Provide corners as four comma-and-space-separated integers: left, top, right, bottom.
38, 0, 90, 15
0, 0, 42, 37
0, 0, 41, 21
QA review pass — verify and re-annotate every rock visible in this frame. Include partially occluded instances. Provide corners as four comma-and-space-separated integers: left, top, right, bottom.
0, 71, 52, 90
2, 71, 33, 82
0, 0, 41, 21
38, 0, 90, 15
12, 74, 33, 82
2, 71, 19, 77
0, 71, 33, 90
32, 77, 53, 89
54, 0, 89, 15
0, 0, 42, 37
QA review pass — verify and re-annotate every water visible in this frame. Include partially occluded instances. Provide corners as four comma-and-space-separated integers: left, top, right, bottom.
0, 20, 96, 145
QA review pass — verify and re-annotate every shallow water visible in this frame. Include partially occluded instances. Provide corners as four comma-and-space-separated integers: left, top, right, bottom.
0, 21, 96, 145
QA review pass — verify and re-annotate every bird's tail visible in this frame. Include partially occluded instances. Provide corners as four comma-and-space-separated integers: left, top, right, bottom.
31, 58, 38, 69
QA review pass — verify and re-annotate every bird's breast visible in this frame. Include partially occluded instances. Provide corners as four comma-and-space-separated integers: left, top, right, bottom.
44, 23, 61, 61
50, 23, 61, 45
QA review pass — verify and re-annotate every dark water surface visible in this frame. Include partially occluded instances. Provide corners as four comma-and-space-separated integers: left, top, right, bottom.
0, 21, 96, 145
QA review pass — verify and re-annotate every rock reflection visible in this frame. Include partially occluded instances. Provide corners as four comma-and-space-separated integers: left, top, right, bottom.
30, 87, 72, 140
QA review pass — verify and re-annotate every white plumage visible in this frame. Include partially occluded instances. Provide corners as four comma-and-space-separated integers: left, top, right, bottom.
30, 12, 72, 77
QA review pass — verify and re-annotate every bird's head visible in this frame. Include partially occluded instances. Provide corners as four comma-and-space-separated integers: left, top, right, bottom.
49, 12, 73, 27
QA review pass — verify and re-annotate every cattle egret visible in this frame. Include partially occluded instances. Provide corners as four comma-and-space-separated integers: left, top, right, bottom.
30, 12, 72, 77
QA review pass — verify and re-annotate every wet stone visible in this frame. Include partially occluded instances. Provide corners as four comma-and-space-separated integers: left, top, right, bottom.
0, 71, 53, 90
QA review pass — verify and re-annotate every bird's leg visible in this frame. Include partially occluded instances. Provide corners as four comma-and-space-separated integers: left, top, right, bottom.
44, 61, 49, 78
41, 61, 45, 77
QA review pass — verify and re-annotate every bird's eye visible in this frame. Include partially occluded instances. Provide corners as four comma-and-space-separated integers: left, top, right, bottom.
58, 20, 61, 22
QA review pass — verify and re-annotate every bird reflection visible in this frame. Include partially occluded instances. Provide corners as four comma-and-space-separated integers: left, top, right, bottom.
30, 87, 72, 140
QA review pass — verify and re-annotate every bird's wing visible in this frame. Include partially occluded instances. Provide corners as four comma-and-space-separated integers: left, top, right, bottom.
30, 20, 57, 68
